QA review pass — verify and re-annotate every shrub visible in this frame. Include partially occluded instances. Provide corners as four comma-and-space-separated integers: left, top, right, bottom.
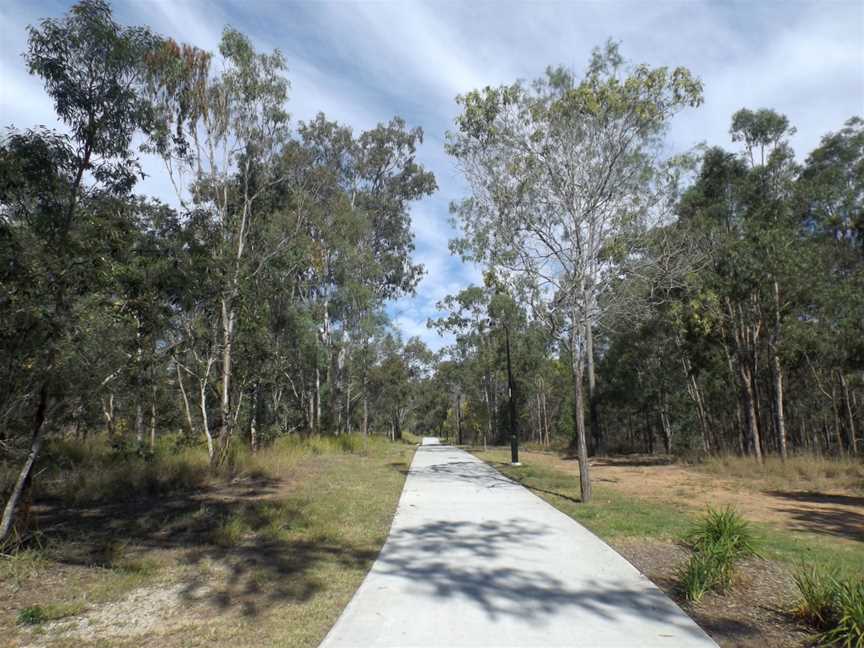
16, 602, 84, 625
823, 578, 864, 648
679, 552, 718, 603
17, 606, 45, 625
793, 565, 864, 647
684, 506, 757, 559
794, 565, 840, 629
680, 506, 758, 603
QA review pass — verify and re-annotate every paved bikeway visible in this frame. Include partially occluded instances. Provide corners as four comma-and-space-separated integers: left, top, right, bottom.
320, 441, 717, 647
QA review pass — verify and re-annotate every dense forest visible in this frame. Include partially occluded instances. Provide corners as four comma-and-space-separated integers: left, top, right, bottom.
1, 0, 862, 541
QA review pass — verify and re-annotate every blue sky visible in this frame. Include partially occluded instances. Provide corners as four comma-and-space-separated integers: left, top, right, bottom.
2, 0, 863, 350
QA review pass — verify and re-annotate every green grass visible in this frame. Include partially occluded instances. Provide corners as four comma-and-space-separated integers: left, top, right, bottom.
683, 506, 757, 558
16, 601, 86, 626
823, 578, 864, 647
679, 551, 725, 604
475, 449, 694, 540
794, 565, 842, 629
474, 449, 864, 577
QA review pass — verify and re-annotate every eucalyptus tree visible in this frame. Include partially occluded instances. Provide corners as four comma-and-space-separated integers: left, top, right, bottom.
287, 114, 435, 436
1, 0, 158, 542
446, 42, 702, 501
430, 285, 502, 448
797, 117, 864, 454
145, 28, 293, 464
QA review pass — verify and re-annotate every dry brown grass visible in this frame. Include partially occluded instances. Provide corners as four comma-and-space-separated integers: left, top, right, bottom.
695, 454, 864, 494
2, 434, 415, 648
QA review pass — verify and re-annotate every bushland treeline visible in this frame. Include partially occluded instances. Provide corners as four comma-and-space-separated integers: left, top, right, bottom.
0, 0, 438, 543
435, 44, 862, 501
2, 0, 861, 532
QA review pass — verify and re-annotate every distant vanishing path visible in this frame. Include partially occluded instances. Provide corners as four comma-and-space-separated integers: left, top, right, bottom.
320, 441, 717, 647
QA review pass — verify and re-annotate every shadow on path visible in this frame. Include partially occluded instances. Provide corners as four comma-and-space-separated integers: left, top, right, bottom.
365, 451, 711, 641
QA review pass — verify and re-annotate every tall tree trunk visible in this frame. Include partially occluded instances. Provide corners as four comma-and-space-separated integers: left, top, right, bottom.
456, 392, 463, 445
728, 301, 762, 463
831, 382, 844, 455
585, 310, 603, 456
838, 372, 858, 455
249, 382, 259, 453
570, 324, 591, 503
216, 296, 236, 465
0, 385, 47, 545
541, 386, 550, 447
200, 362, 215, 461
314, 365, 321, 435
677, 336, 710, 454
644, 407, 654, 454
149, 392, 157, 452
345, 379, 352, 435
771, 280, 788, 460
102, 393, 115, 438
135, 403, 144, 447
659, 392, 672, 455
176, 364, 195, 438
738, 363, 762, 462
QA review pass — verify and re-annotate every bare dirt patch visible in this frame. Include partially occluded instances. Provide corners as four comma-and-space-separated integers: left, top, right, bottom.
523, 451, 864, 545
23, 583, 202, 647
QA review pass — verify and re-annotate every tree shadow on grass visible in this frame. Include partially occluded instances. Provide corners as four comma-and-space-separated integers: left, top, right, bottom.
761, 490, 864, 542
765, 490, 864, 507
30, 479, 379, 618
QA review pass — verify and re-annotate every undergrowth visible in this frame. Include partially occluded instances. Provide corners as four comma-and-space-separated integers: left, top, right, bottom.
696, 454, 864, 493
794, 565, 864, 647
0, 432, 383, 510
678, 507, 758, 603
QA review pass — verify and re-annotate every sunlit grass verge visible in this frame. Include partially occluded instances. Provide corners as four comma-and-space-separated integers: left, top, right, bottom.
2, 433, 415, 648
794, 566, 864, 647
0, 432, 391, 510
473, 448, 864, 578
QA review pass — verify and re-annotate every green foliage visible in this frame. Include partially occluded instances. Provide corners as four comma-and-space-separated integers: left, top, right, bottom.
794, 566, 864, 647
16, 606, 45, 626
679, 551, 724, 604
684, 506, 757, 559
794, 565, 842, 629
678, 507, 757, 603
16, 601, 85, 626
823, 579, 864, 648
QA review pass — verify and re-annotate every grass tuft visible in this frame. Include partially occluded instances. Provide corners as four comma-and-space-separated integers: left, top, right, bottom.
684, 506, 757, 560
16, 602, 85, 626
794, 565, 841, 629
822, 578, 864, 648
16, 606, 45, 626
678, 507, 757, 603
794, 566, 864, 647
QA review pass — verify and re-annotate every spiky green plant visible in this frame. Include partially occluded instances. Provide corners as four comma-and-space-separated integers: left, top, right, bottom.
679, 506, 758, 602
820, 579, 864, 648
685, 506, 757, 560
794, 565, 840, 629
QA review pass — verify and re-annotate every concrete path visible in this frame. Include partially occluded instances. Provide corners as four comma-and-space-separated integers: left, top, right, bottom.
321, 443, 717, 648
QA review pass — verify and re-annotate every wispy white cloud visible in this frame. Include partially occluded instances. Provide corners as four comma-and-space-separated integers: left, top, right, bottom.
2, 0, 862, 352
